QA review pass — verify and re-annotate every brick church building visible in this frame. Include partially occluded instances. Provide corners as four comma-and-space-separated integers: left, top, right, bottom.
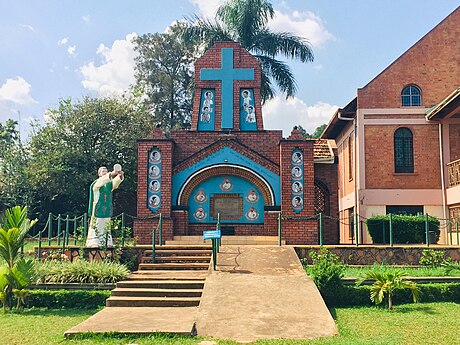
134, 41, 338, 245
322, 6, 460, 245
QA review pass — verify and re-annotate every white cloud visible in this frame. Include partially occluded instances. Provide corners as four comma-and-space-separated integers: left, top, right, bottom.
82, 15, 90, 23
67, 45, 76, 56
189, 1, 333, 48
57, 37, 68, 46
269, 10, 334, 48
80, 33, 138, 97
263, 96, 337, 137
19, 24, 35, 32
0, 77, 37, 105
190, 0, 222, 18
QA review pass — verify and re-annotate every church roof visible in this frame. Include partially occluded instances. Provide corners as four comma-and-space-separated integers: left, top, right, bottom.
313, 139, 335, 163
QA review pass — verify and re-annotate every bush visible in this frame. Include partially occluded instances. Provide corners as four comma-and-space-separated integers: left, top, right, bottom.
304, 248, 346, 305
25, 290, 110, 309
367, 214, 440, 244
328, 283, 460, 307
36, 260, 129, 284
419, 249, 446, 267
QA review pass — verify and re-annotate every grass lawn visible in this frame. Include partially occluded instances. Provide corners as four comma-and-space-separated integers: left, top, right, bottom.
1, 303, 459, 345
343, 265, 460, 277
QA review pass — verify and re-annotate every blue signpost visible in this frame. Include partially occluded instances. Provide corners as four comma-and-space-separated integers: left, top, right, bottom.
203, 229, 222, 270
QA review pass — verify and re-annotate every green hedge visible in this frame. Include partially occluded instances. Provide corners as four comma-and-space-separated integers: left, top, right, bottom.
25, 290, 110, 309
326, 283, 460, 307
366, 214, 440, 244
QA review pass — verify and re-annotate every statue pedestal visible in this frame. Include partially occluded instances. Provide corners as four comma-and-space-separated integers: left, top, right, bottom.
83, 247, 115, 262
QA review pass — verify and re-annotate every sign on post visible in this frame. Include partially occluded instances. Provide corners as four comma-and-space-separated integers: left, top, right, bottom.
203, 230, 221, 240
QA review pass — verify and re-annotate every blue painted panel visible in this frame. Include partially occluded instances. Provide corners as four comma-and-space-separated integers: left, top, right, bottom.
197, 89, 215, 131
147, 147, 162, 213
172, 146, 280, 206
200, 48, 254, 130
240, 88, 257, 131
291, 148, 304, 214
188, 175, 264, 224
203, 230, 221, 240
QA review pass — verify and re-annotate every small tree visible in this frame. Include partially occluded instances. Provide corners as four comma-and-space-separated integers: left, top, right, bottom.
305, 248, 346, 305
356, 270, 420, 310
0, 206, 37, 312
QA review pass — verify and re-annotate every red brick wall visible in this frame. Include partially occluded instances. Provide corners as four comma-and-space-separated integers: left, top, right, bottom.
364, 124, 441, 189
314, 163, 339, 244
449, 124, 460, 162
170, 130, 282, 168
358, 8, 460, 109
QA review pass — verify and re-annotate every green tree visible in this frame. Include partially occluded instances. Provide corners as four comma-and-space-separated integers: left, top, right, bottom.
184, 0, 314, 103
133, 22, 202, 131
356, 270, 420, 310
298, 124, 327, 139
0, 119, 19, 155
0, 120, 32, 214
27, 96, 154, 217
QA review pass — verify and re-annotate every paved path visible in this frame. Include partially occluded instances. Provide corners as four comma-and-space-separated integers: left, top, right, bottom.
195, 245, 337, 342
64, 307, 198, 337
65, 245, 337, 342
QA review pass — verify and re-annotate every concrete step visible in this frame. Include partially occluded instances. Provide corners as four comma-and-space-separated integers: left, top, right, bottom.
111, 287, 203, 298
143, 249, 212, 256
106, 296, 201, 307
141, 255, 212, 263
116, 280, 205, 289
136, 245, 212, 250
138, 263, 210, 270
165, 236, 285, 245
128, 271, 207, 281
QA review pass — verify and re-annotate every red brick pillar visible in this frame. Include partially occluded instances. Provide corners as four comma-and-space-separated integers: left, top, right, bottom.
134, 128, 175, 244
279, 128, 318, 244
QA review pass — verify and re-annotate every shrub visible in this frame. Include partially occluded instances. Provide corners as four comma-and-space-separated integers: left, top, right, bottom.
419, 249, 446, 267
356, 269, 420, 310
328, 283, 460, 307
366, 214, 440, 244
25, 289, 110, 309
35, 260, 129, 284
304, 248, 346, 305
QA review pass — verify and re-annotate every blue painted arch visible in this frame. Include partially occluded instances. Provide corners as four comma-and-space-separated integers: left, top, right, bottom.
172, 146, 281, 206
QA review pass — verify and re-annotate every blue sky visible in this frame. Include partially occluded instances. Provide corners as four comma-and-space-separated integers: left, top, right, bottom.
0, 1, 458, 138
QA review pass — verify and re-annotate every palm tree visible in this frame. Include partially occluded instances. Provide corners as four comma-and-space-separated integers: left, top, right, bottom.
184, 0, 314, 103
356, 270, 420, 310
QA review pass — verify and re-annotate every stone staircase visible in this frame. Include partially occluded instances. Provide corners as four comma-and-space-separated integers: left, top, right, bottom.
166, 235, 285, 245
106, 245, 212, 307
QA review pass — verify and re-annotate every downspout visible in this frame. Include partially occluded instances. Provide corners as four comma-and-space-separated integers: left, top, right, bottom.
438, 123, 448, 244
337, 112, 357, 244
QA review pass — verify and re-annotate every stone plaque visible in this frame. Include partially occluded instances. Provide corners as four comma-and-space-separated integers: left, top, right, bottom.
211, 194, 243, 220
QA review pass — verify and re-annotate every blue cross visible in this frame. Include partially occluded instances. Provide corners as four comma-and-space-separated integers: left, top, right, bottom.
200, 48, 254, 129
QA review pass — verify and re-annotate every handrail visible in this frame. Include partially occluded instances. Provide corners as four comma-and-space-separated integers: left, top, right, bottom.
447, 158, 460, 187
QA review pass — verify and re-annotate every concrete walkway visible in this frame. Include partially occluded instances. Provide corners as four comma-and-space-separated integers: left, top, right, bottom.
195, 245, 337, 342
65, 245, 337, 342
65, 306, 198, 337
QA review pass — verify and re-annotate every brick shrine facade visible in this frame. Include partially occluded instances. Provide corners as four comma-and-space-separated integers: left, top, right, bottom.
134, 42, 338, 245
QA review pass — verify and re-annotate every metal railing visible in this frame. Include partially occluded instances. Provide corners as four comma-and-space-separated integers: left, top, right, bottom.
447, 158, 460, 187
276, 212, 460, 247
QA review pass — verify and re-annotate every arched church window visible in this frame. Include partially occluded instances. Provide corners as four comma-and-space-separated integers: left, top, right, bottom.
401, 85, 422, 106
394, 127, 414, 173
314, 180, 330, 215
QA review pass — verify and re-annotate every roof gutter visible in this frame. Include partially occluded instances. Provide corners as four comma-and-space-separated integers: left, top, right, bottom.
425, 86, 460, 120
